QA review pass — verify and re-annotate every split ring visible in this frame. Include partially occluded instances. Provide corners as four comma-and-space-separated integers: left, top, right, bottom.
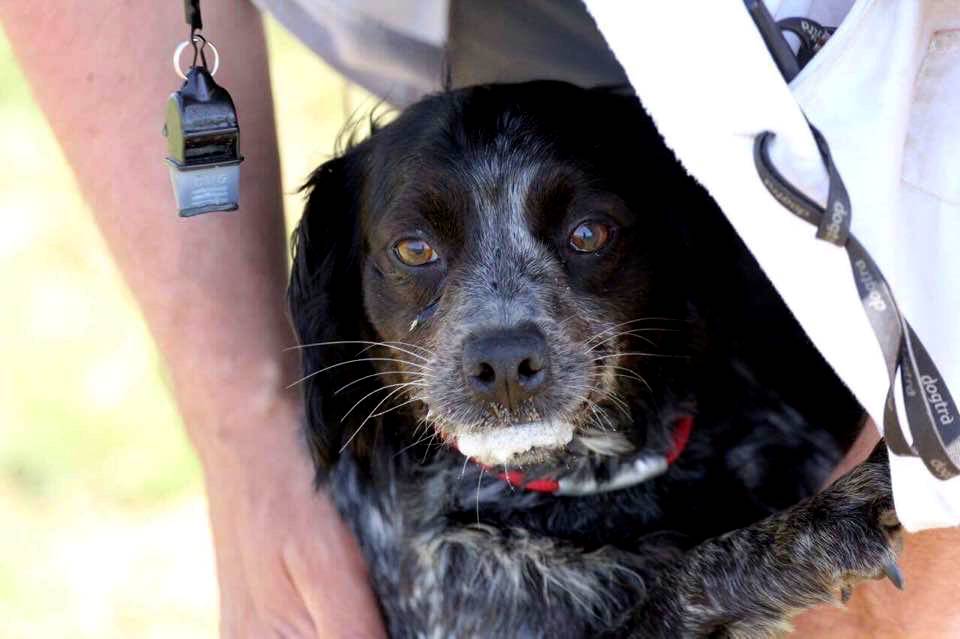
173, 37, 220, 80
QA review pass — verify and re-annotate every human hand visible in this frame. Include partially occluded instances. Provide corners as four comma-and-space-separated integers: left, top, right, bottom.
199, 400, 386, 639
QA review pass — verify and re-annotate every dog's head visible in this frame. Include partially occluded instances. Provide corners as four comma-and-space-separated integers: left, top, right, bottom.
290, 82, 704, 472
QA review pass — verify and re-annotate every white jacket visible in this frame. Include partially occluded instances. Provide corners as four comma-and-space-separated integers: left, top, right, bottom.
586, 0, 960, 530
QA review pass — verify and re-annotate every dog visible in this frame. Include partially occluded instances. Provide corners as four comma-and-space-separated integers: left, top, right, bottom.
288, 81, 902, 638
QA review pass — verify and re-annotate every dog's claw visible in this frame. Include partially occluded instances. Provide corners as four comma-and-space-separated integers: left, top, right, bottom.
882, 559, 905, 590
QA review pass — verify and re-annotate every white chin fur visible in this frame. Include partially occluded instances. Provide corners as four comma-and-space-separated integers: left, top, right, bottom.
456, 421, 574, 465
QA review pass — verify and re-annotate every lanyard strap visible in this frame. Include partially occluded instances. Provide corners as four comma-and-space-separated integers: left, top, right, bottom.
184, 0, 203, 33
753, 128, 960, 479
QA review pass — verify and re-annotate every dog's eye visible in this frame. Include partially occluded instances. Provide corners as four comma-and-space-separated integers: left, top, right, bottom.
394, 238, 439, 266
569, 221, 612, 253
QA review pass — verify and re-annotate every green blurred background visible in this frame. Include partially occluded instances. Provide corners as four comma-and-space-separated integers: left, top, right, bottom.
0, 16, 367, 637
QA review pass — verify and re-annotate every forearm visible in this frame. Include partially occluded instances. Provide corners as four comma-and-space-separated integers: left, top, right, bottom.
4, 5, 388, 635
1, 0, 295, 455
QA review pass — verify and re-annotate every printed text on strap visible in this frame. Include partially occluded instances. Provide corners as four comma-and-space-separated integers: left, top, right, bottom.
753, 128, 960, 480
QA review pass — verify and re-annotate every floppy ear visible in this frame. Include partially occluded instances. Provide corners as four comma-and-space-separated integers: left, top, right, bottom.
289, 150, 377, 473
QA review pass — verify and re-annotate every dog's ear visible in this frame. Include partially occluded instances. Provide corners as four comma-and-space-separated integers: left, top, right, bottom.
289, 150, 374, 473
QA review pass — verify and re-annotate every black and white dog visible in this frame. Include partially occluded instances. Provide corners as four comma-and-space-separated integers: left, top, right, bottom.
288, 82, 902, 638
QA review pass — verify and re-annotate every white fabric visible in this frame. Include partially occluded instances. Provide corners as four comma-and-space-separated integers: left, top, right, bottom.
585, 0, 960, 530
347, 0, 448, 46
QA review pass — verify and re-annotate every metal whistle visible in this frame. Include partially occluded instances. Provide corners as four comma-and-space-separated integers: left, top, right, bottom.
163, 49, 243, 217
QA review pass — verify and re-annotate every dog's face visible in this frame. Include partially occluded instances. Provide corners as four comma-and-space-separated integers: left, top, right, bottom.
291, 82, 698, 469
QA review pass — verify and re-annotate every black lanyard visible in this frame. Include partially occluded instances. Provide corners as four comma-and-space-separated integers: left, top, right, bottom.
185, 0, 203, 33
748, 5, 960, 479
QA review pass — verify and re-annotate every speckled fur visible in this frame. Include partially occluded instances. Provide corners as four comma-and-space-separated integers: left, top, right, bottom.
288, 82, 900, 638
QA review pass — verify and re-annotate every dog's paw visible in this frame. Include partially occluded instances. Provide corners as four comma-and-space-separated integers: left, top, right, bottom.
796, 447, 904, 603
623, 448, 904, 639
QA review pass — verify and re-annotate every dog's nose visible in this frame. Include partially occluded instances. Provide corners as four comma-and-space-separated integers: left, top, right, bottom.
462, 324, 549, 410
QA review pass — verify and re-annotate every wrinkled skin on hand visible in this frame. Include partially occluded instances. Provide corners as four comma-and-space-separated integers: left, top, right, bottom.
200, 400, 385, 639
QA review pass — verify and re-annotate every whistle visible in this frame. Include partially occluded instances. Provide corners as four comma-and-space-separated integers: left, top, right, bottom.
163, 65, 243, 217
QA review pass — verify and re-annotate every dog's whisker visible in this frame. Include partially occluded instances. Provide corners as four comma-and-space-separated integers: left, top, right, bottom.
610, 373, 654, 395
394, 434, 430, 459
287, 356, 431, 389
334, 369, 433, 395
587, 330, 658, 351
596, 352, 690, 361
571, 391, 616, 432
583, 317, 688, 344
340, 381, 424, 424
354, 341, 436, 359
587, 317, 679, 343
603, 365, 647, 384
410, 417, 431, 442
585, 326, 685, 352
288, 339, 432, 362
420, 431, 440, 464
502, 464, 516, 493
339, 383, 415, 453
393, 427, 438, 458
373, 340, 435, 356
591, 326, 685, 338
586, 385, 631, 419
594, 406, 617, 431
590, 410, 614, 429
370, 395, 425, 419
585, 402, 613, 432
602, 364, 655, 395
476, 467, 485, 524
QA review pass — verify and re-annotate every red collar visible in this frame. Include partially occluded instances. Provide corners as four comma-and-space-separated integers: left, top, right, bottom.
491, 416, 694, 496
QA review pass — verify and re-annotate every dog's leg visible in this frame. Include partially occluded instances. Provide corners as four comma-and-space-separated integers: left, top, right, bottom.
625, 446, 903, 639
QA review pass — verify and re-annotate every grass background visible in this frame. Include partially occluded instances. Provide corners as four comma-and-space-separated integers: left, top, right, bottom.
0, 16, 368, 637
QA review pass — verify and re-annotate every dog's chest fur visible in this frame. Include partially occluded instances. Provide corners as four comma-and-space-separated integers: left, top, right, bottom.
327, 365, 842, 638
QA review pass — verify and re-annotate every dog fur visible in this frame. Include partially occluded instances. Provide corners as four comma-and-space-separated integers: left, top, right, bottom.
288, 81, 901, 638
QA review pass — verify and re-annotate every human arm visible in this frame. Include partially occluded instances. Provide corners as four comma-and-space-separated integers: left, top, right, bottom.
0, 1, 385, 636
